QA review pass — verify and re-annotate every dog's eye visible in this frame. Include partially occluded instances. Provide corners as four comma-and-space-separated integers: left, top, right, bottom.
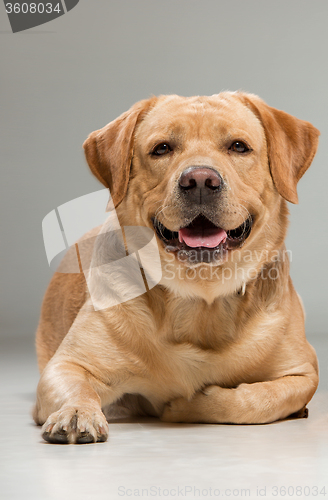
229, 141, 250, 153
151, 143, 172, 156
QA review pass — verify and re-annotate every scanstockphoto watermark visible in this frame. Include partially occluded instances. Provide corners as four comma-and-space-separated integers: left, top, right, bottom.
117, 485, 328, 497
42, 188, 292, 311
118, 485, 251, 497
163, 247, 293, 283
42, 189, 162, 311
164, 247, 293, 266
3, 0, 79, 33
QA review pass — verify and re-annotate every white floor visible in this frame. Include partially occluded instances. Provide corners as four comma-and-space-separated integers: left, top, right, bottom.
1, 333, 328, 500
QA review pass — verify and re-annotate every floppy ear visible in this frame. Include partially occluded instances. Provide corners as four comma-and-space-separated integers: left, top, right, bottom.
83, 97, 157, 208
239, 93, 320, 204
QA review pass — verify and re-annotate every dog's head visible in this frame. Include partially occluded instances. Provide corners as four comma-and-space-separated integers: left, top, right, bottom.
83, 93, 319, 298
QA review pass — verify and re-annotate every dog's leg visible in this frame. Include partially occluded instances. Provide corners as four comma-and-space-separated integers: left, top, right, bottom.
161, 370, 318, 424
33, 358, 123, 443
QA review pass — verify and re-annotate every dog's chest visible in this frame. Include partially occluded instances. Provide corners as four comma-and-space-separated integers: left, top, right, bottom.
144, 298, 238, 394
122, 292, 282, 407
144, 296, 281, 398
163, 295, 239, 351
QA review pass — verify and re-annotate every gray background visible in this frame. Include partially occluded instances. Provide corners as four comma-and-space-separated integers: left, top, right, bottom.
1, 3, 328, 498
1, 0, 328, 339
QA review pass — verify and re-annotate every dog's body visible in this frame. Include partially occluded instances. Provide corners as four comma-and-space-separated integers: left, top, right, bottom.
34, 92, 320, 444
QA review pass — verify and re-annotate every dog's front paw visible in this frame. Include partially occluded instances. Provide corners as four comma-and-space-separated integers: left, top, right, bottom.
42, 406, 109, 444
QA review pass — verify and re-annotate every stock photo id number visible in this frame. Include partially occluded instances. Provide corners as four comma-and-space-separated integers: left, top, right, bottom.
3, 0, 79, 32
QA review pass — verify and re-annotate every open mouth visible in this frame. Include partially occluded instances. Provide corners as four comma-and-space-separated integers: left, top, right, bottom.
152, 214, 253, 264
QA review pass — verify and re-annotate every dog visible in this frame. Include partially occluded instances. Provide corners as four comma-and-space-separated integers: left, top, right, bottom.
33, 92, 320, 444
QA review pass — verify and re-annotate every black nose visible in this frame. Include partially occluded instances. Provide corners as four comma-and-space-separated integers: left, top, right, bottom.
179, 166, 223, 202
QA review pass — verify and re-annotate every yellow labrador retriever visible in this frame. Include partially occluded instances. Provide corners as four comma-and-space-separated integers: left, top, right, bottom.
33, 92, 320, 444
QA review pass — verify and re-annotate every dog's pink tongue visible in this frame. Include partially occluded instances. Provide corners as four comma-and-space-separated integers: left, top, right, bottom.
179, 227, 227, 248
